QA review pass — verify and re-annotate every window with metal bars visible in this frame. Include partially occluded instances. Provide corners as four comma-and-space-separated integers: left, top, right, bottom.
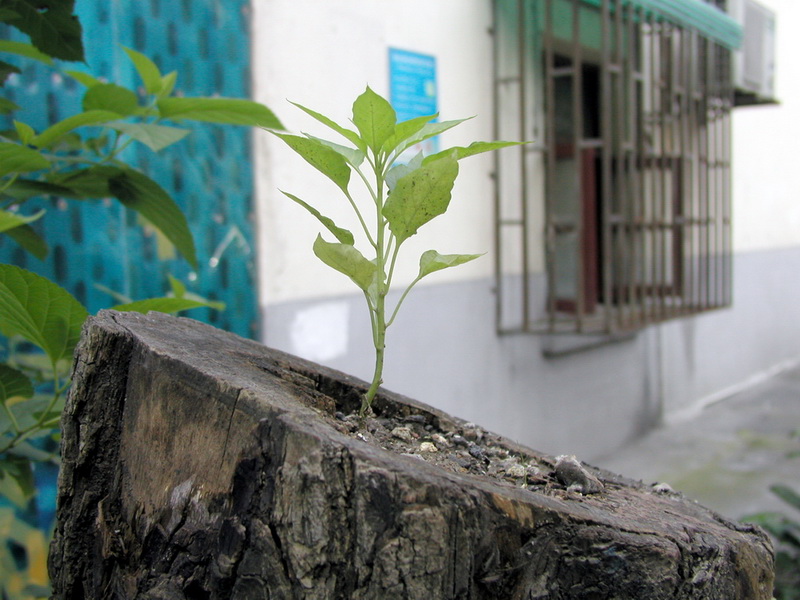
493, 0, 734, 335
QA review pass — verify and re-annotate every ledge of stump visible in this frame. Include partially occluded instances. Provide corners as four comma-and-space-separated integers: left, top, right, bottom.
49, 311, 773, 599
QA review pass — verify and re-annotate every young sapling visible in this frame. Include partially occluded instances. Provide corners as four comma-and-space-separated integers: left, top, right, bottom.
270, 87, 522, 418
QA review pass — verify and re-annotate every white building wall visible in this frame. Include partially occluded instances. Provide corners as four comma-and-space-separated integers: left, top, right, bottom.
251, 0, 800, 460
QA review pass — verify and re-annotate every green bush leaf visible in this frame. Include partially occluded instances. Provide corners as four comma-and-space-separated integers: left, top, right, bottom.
0, 142, 50, 176
0, 208, 43, 233
82, 83, 139, 116
109, 122, 191, 152
0, 40, 53, 65
1, 223, 47, 259
0, 455, 35, 507
281, 191, 354, 245
418, 250, 484, 279
772, 484, 800, 512
383, 155, 458, 245
123, 46, 163, 94
352, 86, 396, 154
107, 168, 198, 268
47, 165, 118, 198
290, 101, 366, 152
112, 297, 214, 315
0, 364, 33, 405
158, 97, 284, 129
13, 119, 35, 145
0, 96, 20, 114
312, 234, 377, 293
424, 140, 524, 164
0, 264, 88, 365
273, 133, 351, 193
33, 110, 120, 149
65, 69, 103, 88
3, 0, 84, 62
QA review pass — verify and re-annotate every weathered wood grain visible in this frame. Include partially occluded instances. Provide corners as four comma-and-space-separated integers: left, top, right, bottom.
49, 311, 774, 599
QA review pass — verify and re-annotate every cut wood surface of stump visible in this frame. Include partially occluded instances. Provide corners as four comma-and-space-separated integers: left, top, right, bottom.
49, 311, 774, 599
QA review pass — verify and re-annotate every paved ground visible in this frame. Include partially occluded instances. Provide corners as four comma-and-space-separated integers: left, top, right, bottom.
597, 363, 800, 522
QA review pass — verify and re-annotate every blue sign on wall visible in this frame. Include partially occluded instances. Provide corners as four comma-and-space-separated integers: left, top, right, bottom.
389, 48, 438, 157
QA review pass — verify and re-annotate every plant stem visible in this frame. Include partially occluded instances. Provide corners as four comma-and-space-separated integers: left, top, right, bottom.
360, 152, 388, 417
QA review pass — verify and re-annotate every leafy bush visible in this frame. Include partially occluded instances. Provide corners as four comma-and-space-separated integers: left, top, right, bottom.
1, 4, 281, 595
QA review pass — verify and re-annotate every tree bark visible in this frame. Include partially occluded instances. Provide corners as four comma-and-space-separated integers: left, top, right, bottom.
49, 311, 774, 599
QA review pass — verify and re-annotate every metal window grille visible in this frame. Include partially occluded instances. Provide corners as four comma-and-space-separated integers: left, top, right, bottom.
493, 0, 734, 335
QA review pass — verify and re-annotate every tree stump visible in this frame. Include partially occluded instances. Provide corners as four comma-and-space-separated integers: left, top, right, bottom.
49, 311, 774, 599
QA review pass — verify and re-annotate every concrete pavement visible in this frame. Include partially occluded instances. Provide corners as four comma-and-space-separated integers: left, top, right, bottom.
597, 362, 800, 522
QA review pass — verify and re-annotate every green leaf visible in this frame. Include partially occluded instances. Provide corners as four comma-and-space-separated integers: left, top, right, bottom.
123, 46, 163, 94
290, 101, 366, 152
65, 69, 103, 88
272, 133, 351, 193
281, 191, 354, 245
0, 364, 33, 405
159, 71, 178, 98
381, 113, 437, 155
109, 122, 191, 152
0, 40, 53, 65
107, 168, 198, 268
13, 119, 35, 145
0, 264, 88, 365
305, 134, 365, 167
158, 97, 284, 129
385, 151, 424, 191
33, 110, 120, 149
0, 96, 20, 114
382, 155, 459, 245
0, 60, 20, 87
772, 484, 800, 512
3, 0, 84, 62
47, 165, 117, 198
82, 83, 139, 116
351, 86, 396, 154
394, 118, 473, 158
1, 223, 47, 260
112, 297, 213, 315
168, 274, 186, 298
0, 455, 35, 507
424, 140, 525, 164
0, 208, 43, 233
312, 234, 377, 293
0, 142, 50, 176
418, 250, 484, 279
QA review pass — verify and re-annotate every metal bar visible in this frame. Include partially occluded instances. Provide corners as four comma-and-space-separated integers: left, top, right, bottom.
686, 30, 699, 315
573, 0, 586, 333
518, 0, 531, 329
630, 4, 645, 329
544, 0, 558, 333
601, 0, 615, 332
492, 0, 503, 332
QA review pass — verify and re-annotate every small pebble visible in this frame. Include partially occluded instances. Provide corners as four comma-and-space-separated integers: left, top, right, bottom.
431, 433, 449, 448
462, 423, 484, 442
403, 414, 426, 424
504, 464, 527, 478
652, 482, 674, 494
451, 434, 469, 447
401, 453, 425, 461
468, 444, 485, 460
391, 426, 414, 442
526, 465, 541, 478
419, 441, 438, 453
